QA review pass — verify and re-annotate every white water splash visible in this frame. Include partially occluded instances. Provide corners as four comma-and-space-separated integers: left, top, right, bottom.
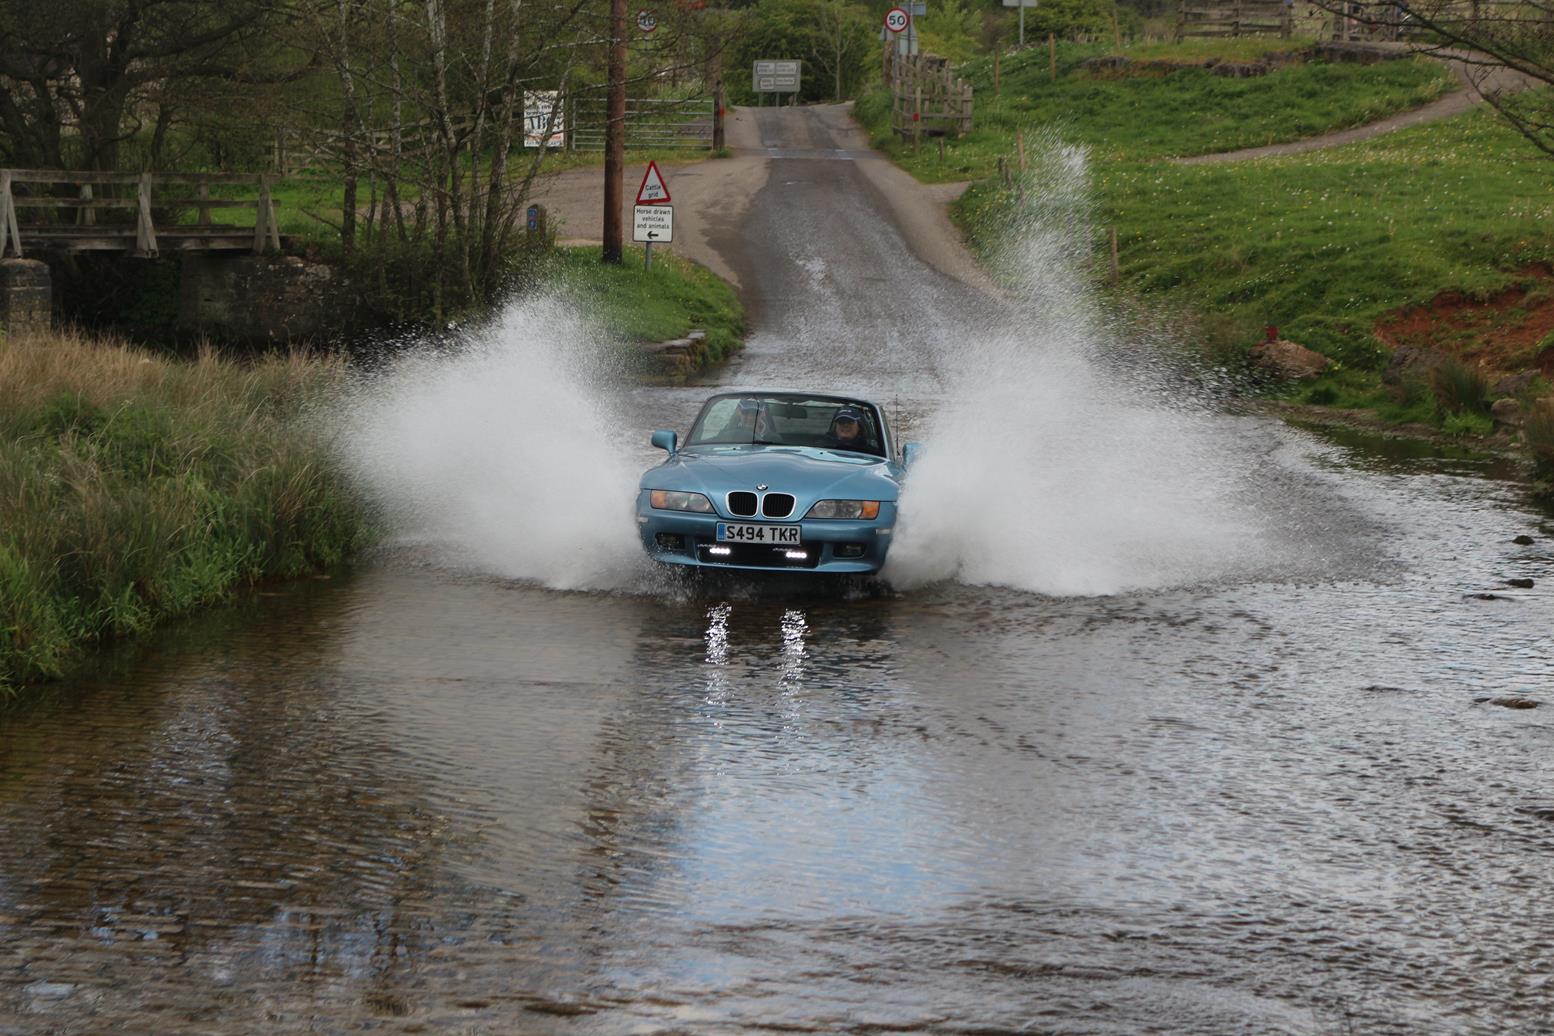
888, 139, 1278, 596
335, 294, 649, 591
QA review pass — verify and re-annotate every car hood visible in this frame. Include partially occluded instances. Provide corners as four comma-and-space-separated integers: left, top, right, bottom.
640, 446, 901, 503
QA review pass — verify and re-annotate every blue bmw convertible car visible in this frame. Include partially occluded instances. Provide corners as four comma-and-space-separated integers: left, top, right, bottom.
637, 392, 919, 573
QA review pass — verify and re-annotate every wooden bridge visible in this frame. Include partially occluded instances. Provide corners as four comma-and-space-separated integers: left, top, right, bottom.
0, 170, 283, 260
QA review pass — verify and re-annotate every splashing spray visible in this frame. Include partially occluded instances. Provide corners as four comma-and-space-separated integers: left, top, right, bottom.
335, 294, 650, 591
888, 134, 1278, 595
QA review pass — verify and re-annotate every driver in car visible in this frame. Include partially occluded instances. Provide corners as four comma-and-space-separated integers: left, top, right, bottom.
828, 408, 871, 452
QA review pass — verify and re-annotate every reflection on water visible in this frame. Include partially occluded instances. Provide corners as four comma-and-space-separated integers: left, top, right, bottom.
3, 420, 1554, 1034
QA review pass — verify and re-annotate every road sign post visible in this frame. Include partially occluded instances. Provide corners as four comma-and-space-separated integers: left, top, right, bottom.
752, 60, 802, 104
633, 204, 673, 269
634, 163, 672, 270
1001, 0, 1036, 47
636, 160, 671, 205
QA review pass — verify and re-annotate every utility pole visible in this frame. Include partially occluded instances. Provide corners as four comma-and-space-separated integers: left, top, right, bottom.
712, 55, 726, 150
603, 0, 628, 263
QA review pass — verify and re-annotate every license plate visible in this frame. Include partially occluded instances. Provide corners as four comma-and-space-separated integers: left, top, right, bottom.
716, 522, 801, 545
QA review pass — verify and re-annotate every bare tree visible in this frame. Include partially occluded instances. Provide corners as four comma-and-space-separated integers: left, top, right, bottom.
811, 0, 871, 101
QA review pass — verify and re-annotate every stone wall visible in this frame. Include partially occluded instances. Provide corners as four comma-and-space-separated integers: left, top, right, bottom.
178, 255, 346, 345
0, 259, 52, 337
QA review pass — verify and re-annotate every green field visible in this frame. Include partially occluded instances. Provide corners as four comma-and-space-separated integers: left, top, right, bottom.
856, 42, 1456, 182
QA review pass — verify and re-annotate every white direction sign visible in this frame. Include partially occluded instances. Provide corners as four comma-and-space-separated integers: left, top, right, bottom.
884, 7, 910, 32
636, 9, 657, 32
752, 59, 802, 94
636, 160, 671, 204
633, 205, 674, 244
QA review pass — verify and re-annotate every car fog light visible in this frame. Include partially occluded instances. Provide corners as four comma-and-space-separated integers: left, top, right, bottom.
835, 544, 866, 558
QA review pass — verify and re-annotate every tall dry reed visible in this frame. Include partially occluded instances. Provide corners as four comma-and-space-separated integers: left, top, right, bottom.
0, 330, 373, 693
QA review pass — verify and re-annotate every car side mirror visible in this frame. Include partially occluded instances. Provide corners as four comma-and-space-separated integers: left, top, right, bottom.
902, 441, 922, 468
651, 429, 678, 454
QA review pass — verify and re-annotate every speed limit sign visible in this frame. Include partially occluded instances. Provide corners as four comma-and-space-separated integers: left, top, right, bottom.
884, 6, 909, 32
636, 8, 657, 32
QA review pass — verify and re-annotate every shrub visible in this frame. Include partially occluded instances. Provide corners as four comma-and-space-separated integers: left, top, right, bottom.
1429, 355, 1490, 416
1524, 399, 1554, 478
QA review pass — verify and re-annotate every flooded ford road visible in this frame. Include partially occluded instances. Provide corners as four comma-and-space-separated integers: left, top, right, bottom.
4, 108, 1554, 1035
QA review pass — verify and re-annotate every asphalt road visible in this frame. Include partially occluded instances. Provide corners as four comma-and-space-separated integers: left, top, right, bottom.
4, 107, 1554, 1036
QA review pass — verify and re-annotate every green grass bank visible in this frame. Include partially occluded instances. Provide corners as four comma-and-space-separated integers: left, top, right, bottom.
0, 246, 743, 695
549, 245, 746, 363
951, 105, 1554, 448
856, 40, 1456, 181
865, 37, 1554, 459
0, 333, 376, 694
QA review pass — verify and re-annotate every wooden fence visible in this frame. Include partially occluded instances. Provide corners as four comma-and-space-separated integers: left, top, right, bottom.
883, 49, 974, 144
1327, 0, 1546, 41
0, 170, 281, 259
1176, 0, 1295, 38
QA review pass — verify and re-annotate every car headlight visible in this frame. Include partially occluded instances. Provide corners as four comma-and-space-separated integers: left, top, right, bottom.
804, 499, 881, 520
649, 490, 715, 513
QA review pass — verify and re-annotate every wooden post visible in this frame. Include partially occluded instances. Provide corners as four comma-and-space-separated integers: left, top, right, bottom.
0, 172, 17, 258
253, 176, 280, 254
1017, 127, 1027, 171
196, 182, 211, 225
135, 172, 158, 258
1111, 2, 1123, 48
913, 83, 922, 153
713, 75, 726, 150
1109, 227, 1120, 281
962, 81, 974, 134
994, 49, 1001, 99
1281, 0, 1292, 38
1175, 0, 1185, 42
1049, 34, 1057, 81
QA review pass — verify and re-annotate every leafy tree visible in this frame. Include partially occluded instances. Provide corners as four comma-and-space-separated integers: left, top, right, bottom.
0, 0, 295, 170
727, 0, 874, 102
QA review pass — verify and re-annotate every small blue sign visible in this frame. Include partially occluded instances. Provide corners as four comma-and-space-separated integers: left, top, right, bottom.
526, 206, 539, 231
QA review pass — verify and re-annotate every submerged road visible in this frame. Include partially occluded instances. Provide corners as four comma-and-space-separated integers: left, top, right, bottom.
4, 109, 1554, 1035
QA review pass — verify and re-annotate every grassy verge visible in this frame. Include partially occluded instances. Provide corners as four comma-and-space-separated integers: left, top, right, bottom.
547, 245, 746, 362
913, 32, 1554, 449
1082, 107, 1552, 369
0, 332, 374, 694
856, 41, 1455, 182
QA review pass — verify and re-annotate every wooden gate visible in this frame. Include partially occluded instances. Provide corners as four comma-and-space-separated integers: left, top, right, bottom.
1176, 0, 1294, 38
883, 50, 974, 143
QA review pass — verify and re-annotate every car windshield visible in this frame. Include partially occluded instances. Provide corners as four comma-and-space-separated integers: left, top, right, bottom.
686, 396, 885, 457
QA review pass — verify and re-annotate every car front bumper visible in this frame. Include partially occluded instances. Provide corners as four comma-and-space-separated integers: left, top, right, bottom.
636, 496, 896, 574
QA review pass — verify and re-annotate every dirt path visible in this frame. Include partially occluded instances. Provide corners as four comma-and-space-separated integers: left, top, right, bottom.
1177, 51, 1537, 165
525, 103, 990, 297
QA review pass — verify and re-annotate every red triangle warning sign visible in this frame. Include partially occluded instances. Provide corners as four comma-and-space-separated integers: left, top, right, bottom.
635, 160, 671, 205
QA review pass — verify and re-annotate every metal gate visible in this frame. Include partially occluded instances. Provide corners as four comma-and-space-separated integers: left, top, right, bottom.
570, 98, 715, 152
